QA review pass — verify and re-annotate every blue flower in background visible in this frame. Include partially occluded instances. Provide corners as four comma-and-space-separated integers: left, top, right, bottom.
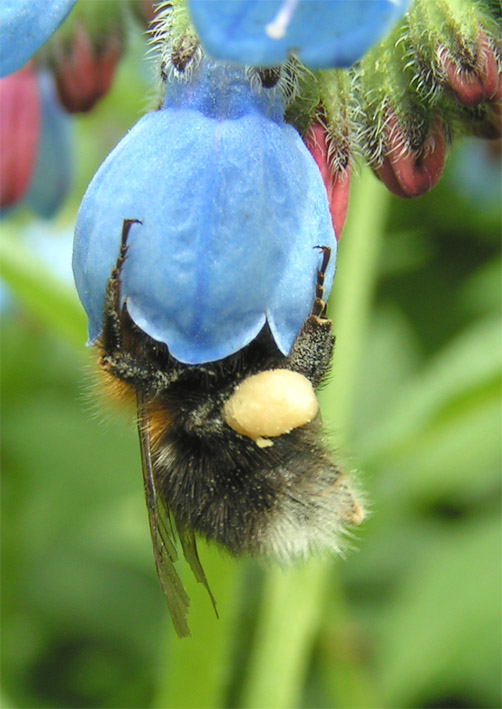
0, 0, 77, 77
0, 65, 73, 217
26, 70, 74, 218
74, 58, 336, 365
187, 0, 409, 68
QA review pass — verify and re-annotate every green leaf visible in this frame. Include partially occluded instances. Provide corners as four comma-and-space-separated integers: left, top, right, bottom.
0, 229, 86, 348
377, 517, 501, 708
359, 317, 501, 467
351, 304, 422, 447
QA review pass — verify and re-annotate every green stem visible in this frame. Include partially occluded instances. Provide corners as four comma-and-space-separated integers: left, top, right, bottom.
240, 559, 331, 709
152, 543, 241, 709
320, 167, 390, 434
239, 168, 391, 709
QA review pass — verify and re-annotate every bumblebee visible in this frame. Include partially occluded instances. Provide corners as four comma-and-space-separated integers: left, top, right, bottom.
96, 218, 363, 636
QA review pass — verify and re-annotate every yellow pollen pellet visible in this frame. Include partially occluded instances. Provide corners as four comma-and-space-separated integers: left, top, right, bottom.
223, 369, 318, 441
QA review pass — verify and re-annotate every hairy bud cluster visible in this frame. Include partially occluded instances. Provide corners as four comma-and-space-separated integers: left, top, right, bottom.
150, 0, 499, 221
326, 0, 501, 198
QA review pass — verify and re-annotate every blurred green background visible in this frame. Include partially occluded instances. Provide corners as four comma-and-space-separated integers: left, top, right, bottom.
1, 30, 501, 709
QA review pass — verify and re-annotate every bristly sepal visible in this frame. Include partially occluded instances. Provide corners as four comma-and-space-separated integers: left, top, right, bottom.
350, 0, 500, 197
149, 1, 500, 203
407, 0, 501, 108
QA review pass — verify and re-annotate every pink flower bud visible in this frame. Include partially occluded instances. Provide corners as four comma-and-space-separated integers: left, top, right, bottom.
0, 63, 40, 209
137, 0, 158, 26
304, 121, 350, 239
438, 30, 502, 107
375, 112, 446, 199
50, 23, 122, 113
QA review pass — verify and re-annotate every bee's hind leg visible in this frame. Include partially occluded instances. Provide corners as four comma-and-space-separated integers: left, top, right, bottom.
97, 219, 169, 392
311, 245, 331, 319
288, 246, 335, 387
101, 218, 142, 355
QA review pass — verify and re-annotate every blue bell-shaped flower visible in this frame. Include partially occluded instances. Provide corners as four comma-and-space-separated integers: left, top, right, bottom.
1, 0, 77, 77
73, 57, 336, 364
187, 0, 409, 69
26, 70, 74, 218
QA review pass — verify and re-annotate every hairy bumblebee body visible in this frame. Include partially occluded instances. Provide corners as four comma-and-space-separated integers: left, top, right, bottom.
98, 219, 363, 636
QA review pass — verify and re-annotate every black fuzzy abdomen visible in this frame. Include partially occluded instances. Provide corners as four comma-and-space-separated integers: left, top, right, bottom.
151, 411, 359, 562
152, 424, 281, 553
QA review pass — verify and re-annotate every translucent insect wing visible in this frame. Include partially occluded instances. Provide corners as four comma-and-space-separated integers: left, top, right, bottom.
137, 394, 192, 637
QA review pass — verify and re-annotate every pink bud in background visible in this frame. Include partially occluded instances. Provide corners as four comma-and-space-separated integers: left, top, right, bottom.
50, 23, 122, 113
375, 112, 446, 199
0, 63, 41, 209
137, 0, 158, 26
484, 102, 502, 140
304, 121, 350, 239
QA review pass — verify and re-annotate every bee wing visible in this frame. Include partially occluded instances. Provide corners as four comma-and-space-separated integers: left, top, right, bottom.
178, 526, 218, 617
136, 392, 192, 638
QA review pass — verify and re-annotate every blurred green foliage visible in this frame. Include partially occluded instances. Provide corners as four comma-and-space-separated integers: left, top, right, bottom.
1, 30, 501, 709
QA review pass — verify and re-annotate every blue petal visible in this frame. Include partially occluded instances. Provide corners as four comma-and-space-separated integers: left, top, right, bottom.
188, 0, 409, 68
26, 71, 74, 218
73, 60, 335, 364
0, 0, 77, 78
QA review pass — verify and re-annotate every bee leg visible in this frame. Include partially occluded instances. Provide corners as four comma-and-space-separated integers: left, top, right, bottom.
98, 220, 171, 392
287, 246, 334, 387
311, 245, 331, 319
99, 350, 167, 389
101, 218, 142, 356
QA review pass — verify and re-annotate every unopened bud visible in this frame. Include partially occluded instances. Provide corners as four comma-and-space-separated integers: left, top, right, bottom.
375, 111, 446, 198
26, 71, 73, 218
438, 29, 502, 107
39, 0, 126, 113
0, 63, 40, 209
304, 120, 351, 238
129, 0, 159, 28
52, 24, 122, 113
